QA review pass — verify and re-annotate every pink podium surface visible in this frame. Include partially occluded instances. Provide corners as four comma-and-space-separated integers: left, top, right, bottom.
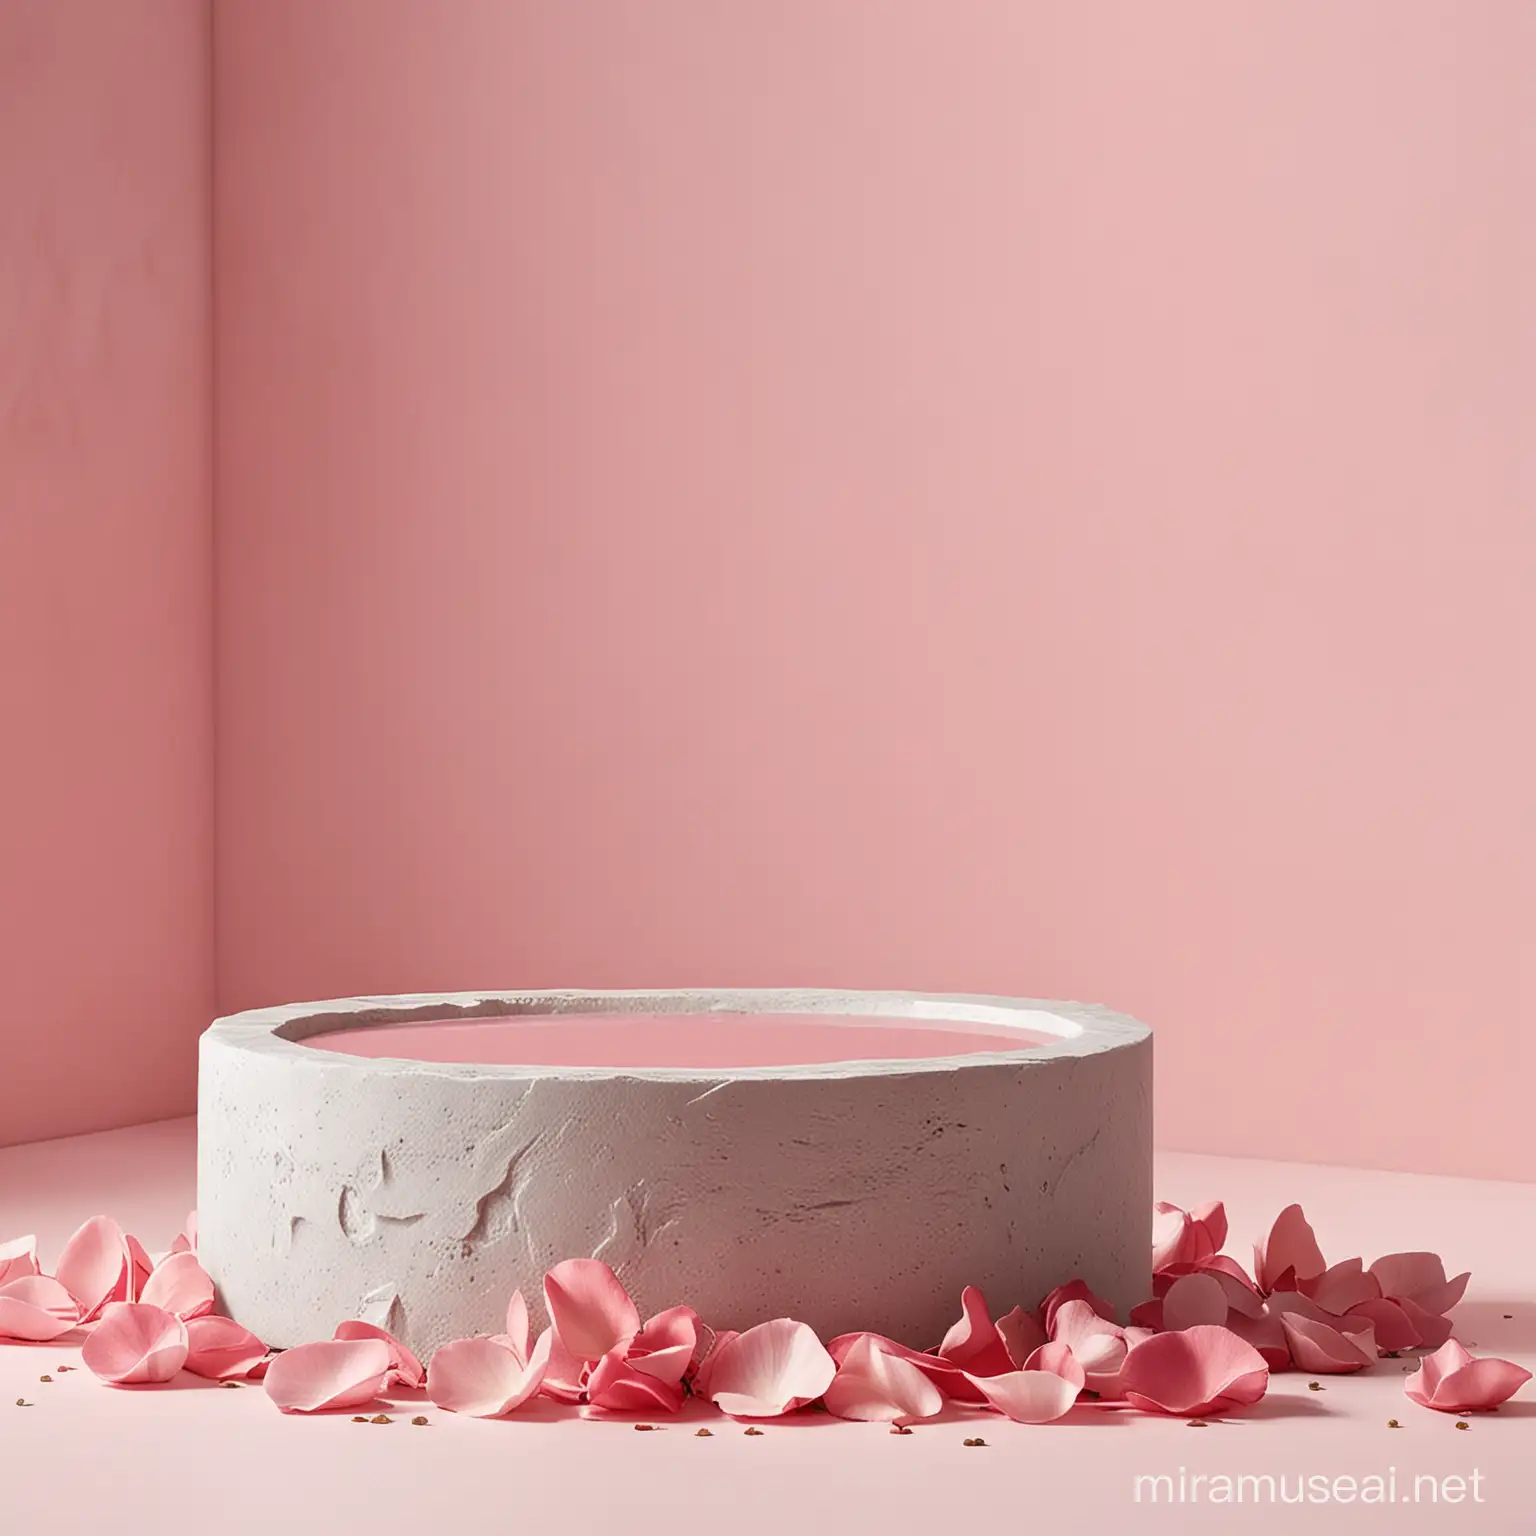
1, 1119, 1533, 1534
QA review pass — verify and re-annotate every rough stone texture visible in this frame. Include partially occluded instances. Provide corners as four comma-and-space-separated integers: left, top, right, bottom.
198, 990, 1152, 1354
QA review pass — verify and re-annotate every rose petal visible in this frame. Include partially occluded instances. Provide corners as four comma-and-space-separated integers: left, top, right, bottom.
0, 1234, 39, 1287
1369, 1253, 1468, 1317
543, 1259, 641, 1363
333, 1320, 425, 1388
0, 1274, 81, 1342
1152, 1200, 1228, 1272
1301, 1257, 1380, 1316
1023, 1339, 1088, 1390
538, 1324, 590, 1403
1278, 1313, 1377, 1373
124, 1235, 155, 1303
626, 1305, 699, 1386
138, 1251, 216, 1322
427, 1330, 551, 1417
1405, 1339, 1531, 1413
504, 1289, 530, 1362
183, 1315, 270, 1380
964, 1366, 1080, 1423
263, 1338, 393, 1413
1254, 1205, 1326, 1294
586, 1348, 686, 1414
1119, 1326, 1270, 1416
81, 1302, 189, 1385
822, 1335, 945, 1423
1039, 1279, 1116, 1334
1344, 1296, 1422, 1353
936, 1285, 1015, 1377
1162, 1273, 1229, 1332
1397, 1296, 1455, 1350
689, 1328, 739, 1403
995, 1304, 1047, 1369
1224, 1309, 1291, 1372
54, 1215, 130, 1321
169, 1211, 198, 1255
1050, 1299, 1130, 1394
707, 1319, 837, 1418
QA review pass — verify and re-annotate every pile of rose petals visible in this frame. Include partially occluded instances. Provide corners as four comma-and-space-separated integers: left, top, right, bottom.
2, 1200, 1527, 1425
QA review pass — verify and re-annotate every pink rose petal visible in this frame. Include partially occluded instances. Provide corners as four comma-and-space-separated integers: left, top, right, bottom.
1396, 1296, 1455, 1350
183, 1315, 270, 1380
1300, 1257, 1380, 1316
1344, 1296, 1422, 1354
1162, 1273, 1230, 1332
827, 1329, 970, 1398
586, 1348, 686, 1414
138, 1251, 216, 1322
707, 1319, 836, 1418
1278, 1313, 1377, 1373
1039, 1279, 1116, 1334
427, 1330, 551, 1417
1119, 1325, 1269, 1416
55, 1215, 130, 1322
333, 1320, 425, 1389
543, 1258, 641, 1363
1050, 1299, 1130, 1394
169, 1211, 198, 1255
263, 1337, 393, 1413
1254, 1205, 1326, 1294
504, 1289, 530, 1362
0, 1234, 39, 1287
936, 1285, 1015, 1377
125, 1235, 155, 1303
1152, 1200, 1228, 1272
1023, 1338, 1088, 1390
1405, 1339, 1531, 1413
0, 1274, 81, 1342
538, 1323, 590, 1403
823, 1335, 945, 1423
1225, 1309, 1291, 1371
626, 1304, 699, 1386
964, 1343, 1082, 1424
995, 1304, 1047, 1368
689, 1328, 739, 1403
1370, 1253, 1470, 1318
82, 1302, 189, 1385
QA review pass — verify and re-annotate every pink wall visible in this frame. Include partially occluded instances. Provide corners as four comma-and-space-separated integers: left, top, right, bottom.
212, 1, 1534, 1179
0, 1, 213, 1147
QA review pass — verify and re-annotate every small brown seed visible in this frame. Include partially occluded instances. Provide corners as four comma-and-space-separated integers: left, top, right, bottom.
55, 1365, 73, 1373
1504, 1314, 1514, 1320
743, 1426, 764, 1436
962, 1436, 987, 1447
1455, 1421, 1470, 1431
15, 1399, 29, 1407
351, 1416, 368, 1423
1186, 1419, 1209, 1428
694, 1427, 712, 1437
633, 1423, 657, 1431
370, 1414, 392, 1424
889, 1424, 913, 1435
1307, 1381, 1324, 1391
411, 1416, 429, 1426
1387, 1419, 1400, 1428
220, 1380, 242, 1388
38, 1375, 51, 1383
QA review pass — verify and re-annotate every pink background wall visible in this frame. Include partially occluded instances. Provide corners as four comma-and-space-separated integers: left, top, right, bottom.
0, 0, 213, 1147
5, 3, 1528, 1176
213, 0, 1534, 1181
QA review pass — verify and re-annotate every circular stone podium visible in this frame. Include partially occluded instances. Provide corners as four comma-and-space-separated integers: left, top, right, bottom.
197, 989, 1152, 1354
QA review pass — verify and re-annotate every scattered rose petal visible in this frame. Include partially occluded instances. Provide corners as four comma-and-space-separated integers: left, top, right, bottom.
689, 1328, 739, 1403
54, 1216, 130, 1322
1050, 1299, 1130, 1395
264, 1338, 393, 1414
1344, 1296, 1422, 1354
539, 1325, 590, 1403
1119, 1326, 1269, 1416
82, 1302, 188, 1385
0, 1275, 81, 1342
625, 1305, 699, 1387
125, 1235, 155, 1302
706, 1319, 836, 1418
427, 1330, 551, 1418
964, 1344, 1083, 1424
995, 1304, 1047, 1368
1369, 1254, 1470, 1319
1301, 1257, 1380, 1316
1152, 1201, 1228, 1273
1039, 1279, 1116, 1334
333, 1320, 425, 1389
1397, 1295, 1455, 1351
169, 1211, 198, 1255
586, 1349, 686, 1414
504, 1289, 530, 1362
183, 1315, 269, 1380
1163, 1273, 1229, 1332
823, 1335, 945, 1423
1405, 1340, 1531, 1414
0, 1235, 38, 1287
543, 1259, 641, 1362
937, 1286, 1015, 1377
1224, 1309, 1291, 1371
1279, 1313, 1377, 1374
138, 1251, 216, 1322
1254, 1205, 1327, 1294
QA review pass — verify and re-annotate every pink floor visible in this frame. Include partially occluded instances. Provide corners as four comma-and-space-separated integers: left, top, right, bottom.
1, 1120, 1533, 1533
